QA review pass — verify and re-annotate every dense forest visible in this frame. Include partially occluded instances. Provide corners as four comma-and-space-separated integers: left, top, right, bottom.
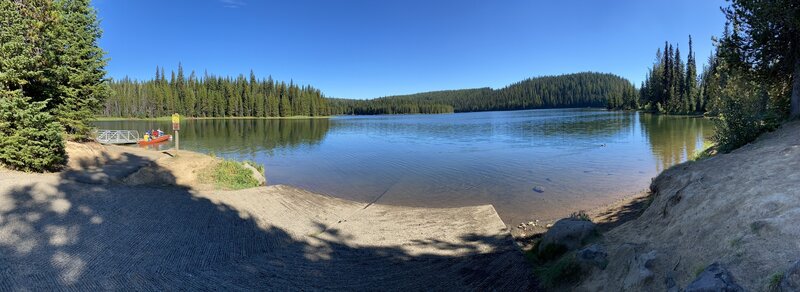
329, 72, 638, 115
1, 0, 106, 171
106, 72, 637, 117
702, 0, 800, 151
639, 36, 704, 114
105, 65, 329, 118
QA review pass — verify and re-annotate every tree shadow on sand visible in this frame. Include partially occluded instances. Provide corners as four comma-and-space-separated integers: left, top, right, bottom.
0, 152, 533, 290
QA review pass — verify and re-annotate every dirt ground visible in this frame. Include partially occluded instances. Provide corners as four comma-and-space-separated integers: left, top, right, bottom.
0, 143, 532, 290
576, 120, 800, 291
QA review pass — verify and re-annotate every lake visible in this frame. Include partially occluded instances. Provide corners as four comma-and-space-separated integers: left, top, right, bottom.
95, 109, 712, 225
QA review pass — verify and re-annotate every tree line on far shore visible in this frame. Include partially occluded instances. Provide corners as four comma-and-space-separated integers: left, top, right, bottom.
105, 72, 637, 117
328, 72, 638, 115
106, 65, 329, 118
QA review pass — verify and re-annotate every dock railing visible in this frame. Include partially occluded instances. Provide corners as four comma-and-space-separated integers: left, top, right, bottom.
96, 129, 140, 144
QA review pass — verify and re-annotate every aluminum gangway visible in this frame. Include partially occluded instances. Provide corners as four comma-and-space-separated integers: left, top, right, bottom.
95, 129, 140, 144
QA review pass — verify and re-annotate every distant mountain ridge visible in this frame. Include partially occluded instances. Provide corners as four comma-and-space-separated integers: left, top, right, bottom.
329, 72, 638, 115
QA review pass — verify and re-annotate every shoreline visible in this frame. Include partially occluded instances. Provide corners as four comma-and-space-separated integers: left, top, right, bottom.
63, 142, 657, 250
94, 115, 333, 121
0, 142, 533, 290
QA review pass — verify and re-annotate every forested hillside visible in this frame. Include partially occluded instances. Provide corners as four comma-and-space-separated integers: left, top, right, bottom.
330, 72, 638, 115
105, 65, 329, 118
106, 71, 636, 117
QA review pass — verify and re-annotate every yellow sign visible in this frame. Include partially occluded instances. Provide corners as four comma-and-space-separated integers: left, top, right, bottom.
171, 113, 180, 124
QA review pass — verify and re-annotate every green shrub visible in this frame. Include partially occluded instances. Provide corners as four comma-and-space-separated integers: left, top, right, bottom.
569, 210, 591, 221
535, 253, 583, 288
204, 160, 260, 190
768, 272, 784, 291
712, 72, 780, 153
537, 243, 568, 262
0, 94, 66, 172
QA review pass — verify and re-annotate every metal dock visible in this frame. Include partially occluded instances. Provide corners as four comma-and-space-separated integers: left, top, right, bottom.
96, 130, 140, 144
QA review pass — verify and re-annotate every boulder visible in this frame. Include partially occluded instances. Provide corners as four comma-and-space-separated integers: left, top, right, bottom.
243, 162, 266, 186
576, 243, 608, 270
780, 260, 800, 292
537, 218, 597, 255
685, 262, 744, 292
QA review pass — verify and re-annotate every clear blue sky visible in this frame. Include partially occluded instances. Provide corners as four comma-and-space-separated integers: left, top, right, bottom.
95, 0, 728, 99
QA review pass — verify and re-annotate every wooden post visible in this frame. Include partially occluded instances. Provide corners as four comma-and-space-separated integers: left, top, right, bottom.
172, 113, 181, 157
175, 130, 179, 157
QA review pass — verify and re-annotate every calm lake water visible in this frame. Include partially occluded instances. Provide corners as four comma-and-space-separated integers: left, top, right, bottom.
95, 109, 712, 225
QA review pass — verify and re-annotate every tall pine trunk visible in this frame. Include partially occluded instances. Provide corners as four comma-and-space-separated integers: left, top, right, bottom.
793, 55, 800, 118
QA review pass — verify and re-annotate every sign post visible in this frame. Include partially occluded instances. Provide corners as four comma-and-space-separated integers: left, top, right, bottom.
172, 113, 180, 157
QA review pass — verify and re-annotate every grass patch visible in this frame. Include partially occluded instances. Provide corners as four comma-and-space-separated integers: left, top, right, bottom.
693, 263, 707, 278
569, 210, 591, 221
201, 160, 262, 190
768, 272, 784, 291
243, 160, 265, 174
692, 140, 717, 161
534, 253, 583, 289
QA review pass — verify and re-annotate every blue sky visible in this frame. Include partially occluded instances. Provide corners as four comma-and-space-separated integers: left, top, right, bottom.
95, 0, 728, 99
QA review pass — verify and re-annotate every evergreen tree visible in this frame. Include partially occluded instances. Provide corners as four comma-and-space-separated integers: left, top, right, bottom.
640, 37, 704, 114
0, 95, 66, 172
686, 36, 698, 113
51, 0, 108, 140
672, 46, 686, 113
722, 0, 800, 117
0, 0, 66, 171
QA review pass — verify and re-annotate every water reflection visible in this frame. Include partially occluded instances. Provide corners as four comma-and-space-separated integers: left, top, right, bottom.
639, 114, 709, 172
96, 119, 331, 155
94, 109, 713, 225
181, 119, 330, 155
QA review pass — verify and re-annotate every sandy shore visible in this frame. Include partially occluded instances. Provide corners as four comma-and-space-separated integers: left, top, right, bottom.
0, 143, 532, 290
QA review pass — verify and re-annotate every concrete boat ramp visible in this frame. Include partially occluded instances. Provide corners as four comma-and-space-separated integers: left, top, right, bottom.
0, 145, 532, 290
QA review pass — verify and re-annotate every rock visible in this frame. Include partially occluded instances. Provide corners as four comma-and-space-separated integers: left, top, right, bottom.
527, 221, 535, 227
685, 262, 744, 292
537, 218, 597, 255
545, 223, 553, 228
576, 244, 608, 270
780, 260, 800, 291
665, 272, 680, 292
622, 250, 657, 289
243, 163, 266, 186
533, 186, 545, 193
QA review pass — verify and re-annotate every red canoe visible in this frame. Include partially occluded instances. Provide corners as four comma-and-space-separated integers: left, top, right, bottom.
138, 134, 171, 145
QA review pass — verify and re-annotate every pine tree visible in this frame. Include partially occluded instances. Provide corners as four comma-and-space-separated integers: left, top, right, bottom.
685, 36, 698, 113
0, 0, 66, 171
673, 46, 685, 113
51, 0, 108, 140
0, 95, 66, 172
